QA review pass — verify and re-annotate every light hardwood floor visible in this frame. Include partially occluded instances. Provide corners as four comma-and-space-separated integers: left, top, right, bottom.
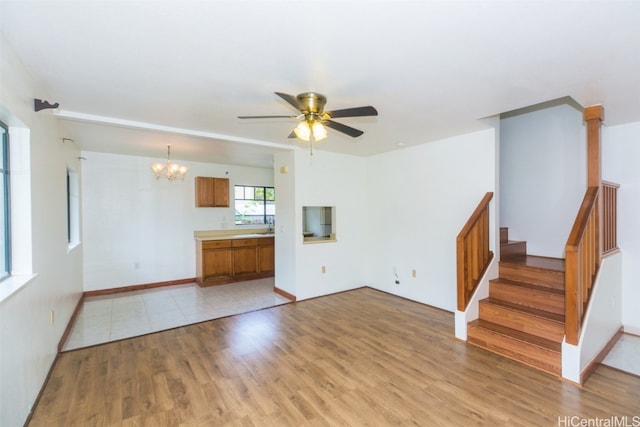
29, 288, 639, 426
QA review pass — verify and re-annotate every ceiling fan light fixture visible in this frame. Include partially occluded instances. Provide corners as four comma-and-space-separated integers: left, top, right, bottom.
294, 120, 327, 142
238, 91, 377, 143
312, 121, 328, 141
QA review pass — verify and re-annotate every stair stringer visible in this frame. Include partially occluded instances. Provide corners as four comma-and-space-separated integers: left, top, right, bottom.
455, 257, 499, 341
561, 252, 623, 384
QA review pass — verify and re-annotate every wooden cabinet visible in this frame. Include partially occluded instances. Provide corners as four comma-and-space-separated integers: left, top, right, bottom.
258, 239, 275, 274
232, 238, 259, 280
195, 177, 229, 207
196, 240, 233, 285
196, 236, 274, 286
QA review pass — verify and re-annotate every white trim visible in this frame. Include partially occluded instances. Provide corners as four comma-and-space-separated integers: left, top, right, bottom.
67, 241, 81, 254
0, 273, 38, 303
55, 109, 292, 150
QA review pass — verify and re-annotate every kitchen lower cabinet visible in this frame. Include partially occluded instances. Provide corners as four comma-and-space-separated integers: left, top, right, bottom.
196, 240, 233, 286
258, 239, 275, 274
232, 238, 259, 281
196, 237, 274, 286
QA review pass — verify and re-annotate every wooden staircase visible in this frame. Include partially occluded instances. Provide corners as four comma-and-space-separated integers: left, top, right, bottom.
467, 228, 565, 376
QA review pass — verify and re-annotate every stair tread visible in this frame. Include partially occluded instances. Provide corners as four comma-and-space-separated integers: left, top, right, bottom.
490, 277, 565, 296
500, 255, 565, 272
469, 319, 562, 352
481, 297, 565, 323
501, 240, 526, 246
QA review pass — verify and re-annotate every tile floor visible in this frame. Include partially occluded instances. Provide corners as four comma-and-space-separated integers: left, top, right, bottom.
63, 277, 290, 351
602, 333, 640, 377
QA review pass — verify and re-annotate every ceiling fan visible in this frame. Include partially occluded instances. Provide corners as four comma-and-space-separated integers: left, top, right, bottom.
238, 92, 378, 142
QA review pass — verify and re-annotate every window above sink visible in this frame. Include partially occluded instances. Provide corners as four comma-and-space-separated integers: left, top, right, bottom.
234, 185, 275, 226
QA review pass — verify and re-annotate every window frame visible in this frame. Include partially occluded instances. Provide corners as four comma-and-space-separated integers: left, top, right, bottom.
234, 185, 275, 226
66, 166, 80, 249
0, 120, 11, 278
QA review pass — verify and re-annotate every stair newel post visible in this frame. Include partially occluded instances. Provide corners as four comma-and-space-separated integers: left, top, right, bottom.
585, 105, 603, 258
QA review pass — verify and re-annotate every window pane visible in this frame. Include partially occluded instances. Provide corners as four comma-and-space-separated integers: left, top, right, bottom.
255, 187, 265, 200
0, 173, 5, 275
235, 186, 245, 199
265, 188, 275, 201
235, 199, 266, 224
0, 123, 8, 277
244, 187, 253, 199
266, 200, 275, 215
0, 126, 4, 172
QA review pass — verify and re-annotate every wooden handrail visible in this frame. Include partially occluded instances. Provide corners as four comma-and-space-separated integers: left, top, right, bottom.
456, 192, 494, 311
565, 106, 619, 345
565, 186, 600, 345
602, 181, 620, 255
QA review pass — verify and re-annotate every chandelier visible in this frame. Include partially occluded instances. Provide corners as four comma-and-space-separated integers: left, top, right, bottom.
150, 145, 189, 181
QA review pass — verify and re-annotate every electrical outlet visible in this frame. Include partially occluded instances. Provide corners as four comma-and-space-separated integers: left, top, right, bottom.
321, 265, 326, 274
412, 269, 416, 278
50, 310, 55, 324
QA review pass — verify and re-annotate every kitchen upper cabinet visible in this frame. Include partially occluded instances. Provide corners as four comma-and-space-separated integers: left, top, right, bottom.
195, 177, 229, 207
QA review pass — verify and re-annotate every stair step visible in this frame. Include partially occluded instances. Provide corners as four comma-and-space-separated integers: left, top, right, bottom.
500, 227, 509, 244
489, 278, 565, 315
499, 256, 565, 290
479, 298, 564, 342
467, 319, 561, 376
500, 240, 527, 259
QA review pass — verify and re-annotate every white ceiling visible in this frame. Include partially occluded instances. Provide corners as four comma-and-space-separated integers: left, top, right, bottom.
2, 1, 639, 168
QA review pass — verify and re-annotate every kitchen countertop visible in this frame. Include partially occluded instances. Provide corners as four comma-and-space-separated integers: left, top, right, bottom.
194, 229, 274, 241
195, 233, 274, 241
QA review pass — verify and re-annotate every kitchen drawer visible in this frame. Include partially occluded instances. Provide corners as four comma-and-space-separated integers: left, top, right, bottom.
232, 238, 259, 247
258, 237, 274, 246
202, 239, 232, 250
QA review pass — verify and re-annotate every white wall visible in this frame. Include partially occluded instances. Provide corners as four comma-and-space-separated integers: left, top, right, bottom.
603, 121, 640, 334
500, 102, 586, 258
0, 39, 83, 426
365, 128, 497, 312
81, 151, 273, 291
273, 148, 369, 301
292, 149, 368, 301
273, 150, 296, 296
562, 253, 623, 383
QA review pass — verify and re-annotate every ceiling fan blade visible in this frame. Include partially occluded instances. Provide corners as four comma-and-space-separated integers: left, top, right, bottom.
237, 115, 297, 119
325, 106, 378, 119
323, 119, 364, 138
275, 92, 302, 111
